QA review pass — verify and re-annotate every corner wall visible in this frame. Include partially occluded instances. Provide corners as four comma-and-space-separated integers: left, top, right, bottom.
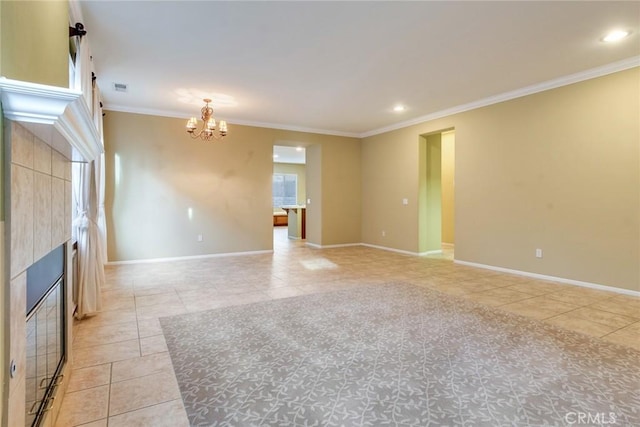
305, 144, 322, 245
0, 0, 69, 87
441, 131, 455, 245
362, 68, 640, 292
423, 133, 442, 253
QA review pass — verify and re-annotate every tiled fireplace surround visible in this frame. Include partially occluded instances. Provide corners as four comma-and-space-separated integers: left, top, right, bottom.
6, 121, 74, 427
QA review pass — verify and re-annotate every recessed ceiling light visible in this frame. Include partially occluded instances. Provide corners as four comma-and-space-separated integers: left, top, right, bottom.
393, 105, 406, 112
602, 30, 631, 42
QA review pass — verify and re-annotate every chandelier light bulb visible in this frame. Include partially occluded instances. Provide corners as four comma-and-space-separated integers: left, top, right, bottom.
186, 117, 198, 131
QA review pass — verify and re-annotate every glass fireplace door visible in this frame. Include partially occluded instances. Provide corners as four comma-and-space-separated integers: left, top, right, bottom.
25, 278, 65, 427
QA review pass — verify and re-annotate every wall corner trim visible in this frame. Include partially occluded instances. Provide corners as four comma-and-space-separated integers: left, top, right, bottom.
0, 77, 103, 161
454, 260, 640, 297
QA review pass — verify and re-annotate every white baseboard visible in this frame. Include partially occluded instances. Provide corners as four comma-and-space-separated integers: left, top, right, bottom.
454, 260, 640, 297
360, 243, 420, 256
306, 242, 362, 249
105, 244, 637, 297
361, 243, 447, 257
106, 249, 274, 266
419, 249, 443, 256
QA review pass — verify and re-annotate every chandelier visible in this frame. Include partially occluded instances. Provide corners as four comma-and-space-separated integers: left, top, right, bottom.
186, 98, 228, 141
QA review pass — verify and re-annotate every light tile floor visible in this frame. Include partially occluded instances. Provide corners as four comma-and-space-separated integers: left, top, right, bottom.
55, 228, 640, 426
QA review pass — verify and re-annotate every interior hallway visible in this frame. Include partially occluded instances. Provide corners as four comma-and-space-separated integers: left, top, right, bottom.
56, 229, 640, 426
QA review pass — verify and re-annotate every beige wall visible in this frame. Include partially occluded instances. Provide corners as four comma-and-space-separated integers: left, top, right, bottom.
273, 162, 306, 210
319, 139, 362, 246
441, 130, 455, 245
0, 0, 69, 87
362, 126, 422, 250
363, 68, 639, 291
305, 144, 322, 244
104, 111, 360, 261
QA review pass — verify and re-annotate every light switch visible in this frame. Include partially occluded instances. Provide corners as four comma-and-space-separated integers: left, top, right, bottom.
402, 198, 409, 205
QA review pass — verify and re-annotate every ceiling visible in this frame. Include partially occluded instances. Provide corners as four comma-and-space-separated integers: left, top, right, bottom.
79, 1, 639, 137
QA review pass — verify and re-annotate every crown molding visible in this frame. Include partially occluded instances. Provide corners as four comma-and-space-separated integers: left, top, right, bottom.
103, 103, 194, 120
0, 77, 103, 162
360, 55, 640, 138
104, 103, 361, 139
104, 56, 639, 140
221, 118, 361, 139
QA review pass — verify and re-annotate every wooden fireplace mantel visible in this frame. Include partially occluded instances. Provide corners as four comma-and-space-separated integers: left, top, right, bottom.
0, 77, 103, 162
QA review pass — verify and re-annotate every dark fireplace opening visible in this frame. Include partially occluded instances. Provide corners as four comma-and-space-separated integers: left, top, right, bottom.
25, 244, 66, 427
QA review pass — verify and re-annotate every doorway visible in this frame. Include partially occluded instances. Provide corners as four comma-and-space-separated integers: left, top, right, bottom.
418, 130, 455, 258
272, 145, 306, 249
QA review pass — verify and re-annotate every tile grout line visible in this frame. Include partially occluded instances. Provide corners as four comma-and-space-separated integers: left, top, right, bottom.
58, 238, 640, 425
106, 363, 113, 427
599, 320, 640, 339
106, 397, 184, 421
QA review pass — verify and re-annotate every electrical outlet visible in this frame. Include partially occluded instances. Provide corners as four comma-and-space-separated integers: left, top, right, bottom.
382, 230, 386, 237
535, 248, 542, 258
197, 234, 203, 242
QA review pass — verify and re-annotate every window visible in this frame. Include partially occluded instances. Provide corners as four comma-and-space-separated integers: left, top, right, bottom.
273, 173, 297, 207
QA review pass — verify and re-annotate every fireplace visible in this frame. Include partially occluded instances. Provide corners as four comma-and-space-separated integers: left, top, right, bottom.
2, 71, 103, 426
25, 245, 66, 427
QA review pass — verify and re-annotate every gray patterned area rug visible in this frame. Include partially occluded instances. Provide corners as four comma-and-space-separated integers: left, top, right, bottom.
160, 283, 640, 427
